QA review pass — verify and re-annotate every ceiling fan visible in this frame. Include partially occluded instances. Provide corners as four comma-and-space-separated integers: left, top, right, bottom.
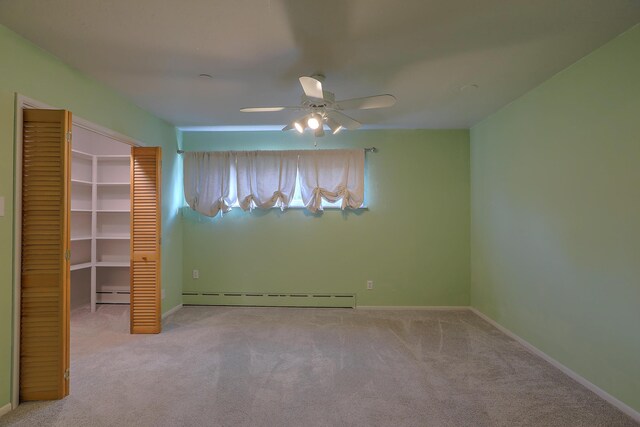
240, 75, 396, 137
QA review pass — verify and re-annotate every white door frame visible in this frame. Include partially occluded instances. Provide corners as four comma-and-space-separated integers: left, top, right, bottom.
12, 93, 143, 410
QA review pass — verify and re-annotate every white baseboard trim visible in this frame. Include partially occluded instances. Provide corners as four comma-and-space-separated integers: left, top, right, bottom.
356, 305, 470, 311
469, 307, 640, 423
0, 402, 12, 417
162, 304, 183, 320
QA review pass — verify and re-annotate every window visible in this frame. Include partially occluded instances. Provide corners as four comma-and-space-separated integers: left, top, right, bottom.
183, 149, 364, 216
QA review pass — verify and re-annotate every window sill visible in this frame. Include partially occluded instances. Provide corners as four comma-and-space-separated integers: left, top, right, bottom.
179, 205, 368, 218
279, 204, 369, 210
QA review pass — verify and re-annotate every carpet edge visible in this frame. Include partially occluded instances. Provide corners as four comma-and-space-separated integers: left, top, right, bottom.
469, 307, 640, 423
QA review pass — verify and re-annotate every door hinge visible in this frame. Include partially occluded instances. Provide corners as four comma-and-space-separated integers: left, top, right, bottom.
66, 131, 72, 143
64, 249, 71, 261
64, 369, 70, 380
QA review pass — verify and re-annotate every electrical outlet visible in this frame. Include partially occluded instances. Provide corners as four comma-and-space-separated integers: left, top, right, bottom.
192, 269, 199, 279
367, 280, 373, 290
161, 289, 166, 300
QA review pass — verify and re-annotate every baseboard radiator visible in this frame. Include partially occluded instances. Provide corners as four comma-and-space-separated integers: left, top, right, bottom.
182, 292, 356, 308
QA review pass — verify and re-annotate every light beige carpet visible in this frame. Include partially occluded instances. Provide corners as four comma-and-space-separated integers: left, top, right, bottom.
1, 305, 636, 426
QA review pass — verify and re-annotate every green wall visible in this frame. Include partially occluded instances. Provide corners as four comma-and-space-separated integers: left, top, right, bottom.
181, 130, 470, 307
470, 24, 640, 413
3, 11, 637, 418
0, 24, 183, 408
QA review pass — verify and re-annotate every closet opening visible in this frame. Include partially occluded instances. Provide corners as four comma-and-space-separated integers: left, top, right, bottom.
13, 95, 159, 407
70, 125, 132, 313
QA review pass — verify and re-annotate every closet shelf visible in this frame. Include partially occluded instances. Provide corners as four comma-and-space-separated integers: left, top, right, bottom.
72, 149, 93, 160
70, 262, 92, 271
71, 236, 92, 241
71, 209, 131, 213
97, 182, 130, 186
71, 260, 131, 270
96, 235, 130, 240
96, 261, 130, 267
97, 155, 129, 160
71, 179, 93, 185
98, 285, 130, 293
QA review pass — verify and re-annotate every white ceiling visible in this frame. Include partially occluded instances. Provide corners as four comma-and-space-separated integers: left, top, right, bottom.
1, 0, 639, 129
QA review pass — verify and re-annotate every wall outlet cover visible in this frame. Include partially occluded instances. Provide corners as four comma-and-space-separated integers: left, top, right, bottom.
192, 269, 199, 279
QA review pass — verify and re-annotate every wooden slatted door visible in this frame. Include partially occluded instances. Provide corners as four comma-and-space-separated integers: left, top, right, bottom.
130, 147, 162, 334
20, 109, 71, 400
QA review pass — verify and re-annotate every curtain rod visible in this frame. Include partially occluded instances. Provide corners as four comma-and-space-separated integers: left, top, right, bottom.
176, 147, 377, 154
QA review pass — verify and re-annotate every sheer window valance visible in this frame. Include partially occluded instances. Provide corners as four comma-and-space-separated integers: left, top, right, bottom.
183, 149, 365, 216
236, 151, 298, 211
298, 150, 364, 212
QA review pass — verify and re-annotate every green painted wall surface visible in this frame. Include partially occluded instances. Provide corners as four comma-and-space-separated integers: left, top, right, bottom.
181, 130, 470, 307
470, 25, 640, 412
0, 24, 183, 407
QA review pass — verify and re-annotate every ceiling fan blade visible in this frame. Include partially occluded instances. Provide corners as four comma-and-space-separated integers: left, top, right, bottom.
335, 94, 396, 110
240, 106, 300, 112
299, 76, 324, 100
282, 123, 294, 131
326, 111, 361, 130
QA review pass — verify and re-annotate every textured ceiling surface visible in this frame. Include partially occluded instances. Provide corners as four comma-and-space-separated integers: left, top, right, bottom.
1, 0, 639, 128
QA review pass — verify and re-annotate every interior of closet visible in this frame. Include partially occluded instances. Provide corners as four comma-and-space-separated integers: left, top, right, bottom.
70, 125, 131, 312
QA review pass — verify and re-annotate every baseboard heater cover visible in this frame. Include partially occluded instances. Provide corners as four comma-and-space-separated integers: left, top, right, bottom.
182, 291, 356, 308
96, 285, 130, 304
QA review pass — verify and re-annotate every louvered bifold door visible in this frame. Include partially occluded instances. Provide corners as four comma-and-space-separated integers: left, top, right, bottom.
130, 147, 162, 334
20, 109, 71, 401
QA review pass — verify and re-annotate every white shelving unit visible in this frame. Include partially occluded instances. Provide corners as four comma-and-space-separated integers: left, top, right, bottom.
70, 133, 131, 312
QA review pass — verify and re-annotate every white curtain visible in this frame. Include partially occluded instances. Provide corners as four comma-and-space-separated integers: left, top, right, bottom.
236, 151, 298, 211
183, 151, 235, 217
183, 149, 365, 216
298, 149, 365, 213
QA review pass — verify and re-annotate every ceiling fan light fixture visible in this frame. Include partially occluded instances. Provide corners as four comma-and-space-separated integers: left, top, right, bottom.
307, 113, 321, 130
327, 118, 342, 134
294, 121, 305, 133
